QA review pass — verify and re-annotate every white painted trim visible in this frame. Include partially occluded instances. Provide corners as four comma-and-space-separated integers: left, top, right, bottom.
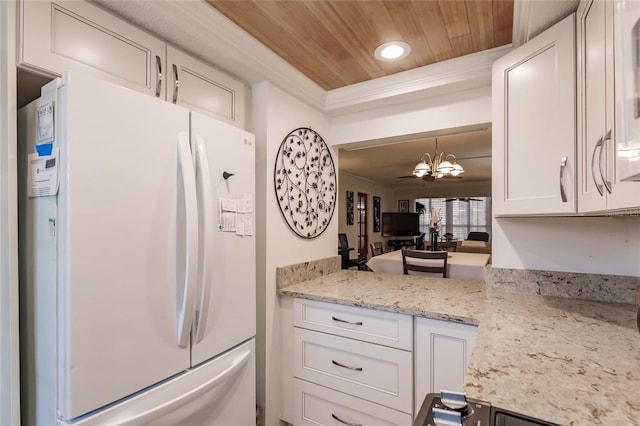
0, 0, 21, 424
512, 0, 533, 47
325, 45, 512, 114
92, 1, 512, 115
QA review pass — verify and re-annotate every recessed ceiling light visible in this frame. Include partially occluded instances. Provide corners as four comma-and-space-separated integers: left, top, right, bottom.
374, 41, 411, 61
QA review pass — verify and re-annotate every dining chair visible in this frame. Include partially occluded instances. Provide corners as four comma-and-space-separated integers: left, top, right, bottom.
338, 233, 367, 270
467, 232, 490, 242
369, 241, 384, 257
401, 249, 448, 277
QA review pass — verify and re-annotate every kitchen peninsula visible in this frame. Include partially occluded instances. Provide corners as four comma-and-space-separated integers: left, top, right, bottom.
278, 264, 640, 425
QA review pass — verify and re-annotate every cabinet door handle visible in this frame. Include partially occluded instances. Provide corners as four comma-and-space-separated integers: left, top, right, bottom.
331, 413, 362, 426
155, 56, 162, 98
559, 156, 568, 202
591, 136, 605, 196
172, 64, 179, 104
331, 316, 363, 326
332, 360, 363, 371
600, 129, 613, 194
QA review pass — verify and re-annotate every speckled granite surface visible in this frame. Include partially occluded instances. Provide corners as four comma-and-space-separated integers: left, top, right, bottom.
486, 266, 640, 304
276, 256, 341, 290
279, 271, 640, 425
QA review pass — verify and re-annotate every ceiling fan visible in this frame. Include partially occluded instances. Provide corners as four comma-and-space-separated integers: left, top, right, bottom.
445, 197, 483, 202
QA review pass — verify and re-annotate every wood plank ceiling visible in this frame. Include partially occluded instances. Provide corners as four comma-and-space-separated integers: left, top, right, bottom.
207, 0, 514, 91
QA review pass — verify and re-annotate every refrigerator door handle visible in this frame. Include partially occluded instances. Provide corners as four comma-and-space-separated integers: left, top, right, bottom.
194, 136, 214, 343
118, 349, 251, 426
177, 132, 198, 348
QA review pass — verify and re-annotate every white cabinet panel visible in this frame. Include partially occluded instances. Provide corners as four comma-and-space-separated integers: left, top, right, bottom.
294, 328, 413, 414
577, 0, 640, 212
19, 1, 165, 98
167, 46, 245, 128
493, 14, 576, 215
293, 298, 413, 350
294, 380, 412, 426
414, 317, 477, 415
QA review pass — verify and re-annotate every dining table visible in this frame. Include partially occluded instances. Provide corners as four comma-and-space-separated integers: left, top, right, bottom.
366, 249, 491, 281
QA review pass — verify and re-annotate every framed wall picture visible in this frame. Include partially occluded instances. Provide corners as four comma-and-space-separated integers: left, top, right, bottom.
398, 199, 409, 213
373, 196, 381, 232
346, 190, 354, 225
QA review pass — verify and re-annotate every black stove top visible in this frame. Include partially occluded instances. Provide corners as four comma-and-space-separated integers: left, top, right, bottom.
414, 392, 560, 426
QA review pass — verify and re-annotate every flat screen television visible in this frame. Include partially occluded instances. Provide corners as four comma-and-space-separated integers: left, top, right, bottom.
381, 212, 420, 237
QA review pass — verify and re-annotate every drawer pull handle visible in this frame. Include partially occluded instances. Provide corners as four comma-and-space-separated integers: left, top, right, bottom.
332, 360, 363, 372
331, 413, 362, 426
331, 316, 363, 326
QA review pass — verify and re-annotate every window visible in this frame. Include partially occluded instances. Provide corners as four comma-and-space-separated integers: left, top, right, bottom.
416, 197, 492, 241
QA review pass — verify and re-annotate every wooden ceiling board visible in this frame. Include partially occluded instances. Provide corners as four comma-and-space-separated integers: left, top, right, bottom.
206, 0, 513, 90
466, 0, 495, 51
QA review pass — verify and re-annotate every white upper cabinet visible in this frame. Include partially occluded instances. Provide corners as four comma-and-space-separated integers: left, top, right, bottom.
577, 0, 640, 213
492, 15, 576, 216
18, 1, 247, 129
167, 46, 246, 128
19, 1, 166, 98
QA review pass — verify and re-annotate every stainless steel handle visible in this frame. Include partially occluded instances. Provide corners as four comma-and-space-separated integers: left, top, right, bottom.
331, 360, 363, 372
194, 136, 214, 343
591, 136, 605, 196
559, 156, 568, 202
331, 413, 362, 426
176, 132, 198, 348
331, 316, 363, 326
600, 129, 613, 194
172, 64, 179, 104
155, 55, 162, 98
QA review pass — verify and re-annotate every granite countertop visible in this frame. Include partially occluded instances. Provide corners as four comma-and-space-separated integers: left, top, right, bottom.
279, 270, 640, 425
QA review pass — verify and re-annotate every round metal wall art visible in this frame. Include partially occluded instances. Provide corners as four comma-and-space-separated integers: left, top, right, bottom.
274, 127, 336, 239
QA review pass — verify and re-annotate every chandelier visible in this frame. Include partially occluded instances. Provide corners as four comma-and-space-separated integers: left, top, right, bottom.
412, 138, 464, 180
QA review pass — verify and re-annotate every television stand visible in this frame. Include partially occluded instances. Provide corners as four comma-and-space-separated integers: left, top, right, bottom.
387, 238, 415, 251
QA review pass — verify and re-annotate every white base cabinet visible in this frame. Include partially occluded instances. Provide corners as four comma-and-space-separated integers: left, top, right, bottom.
291, 299, 413, 425
414, 317, 477, 415
286, 298, 480, 424
294, 380, 412, 426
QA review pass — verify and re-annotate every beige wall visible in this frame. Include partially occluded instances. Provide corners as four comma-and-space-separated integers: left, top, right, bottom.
338, 172, 395, 258
251, 82, 337, 426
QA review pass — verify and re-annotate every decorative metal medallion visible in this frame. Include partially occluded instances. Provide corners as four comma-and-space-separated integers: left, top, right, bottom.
274, 127, 336, 239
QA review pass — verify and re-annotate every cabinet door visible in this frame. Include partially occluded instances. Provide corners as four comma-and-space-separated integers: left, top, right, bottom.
493, 14, 576, 215
577, 0, 609, 212
577, 0, 640, 212
167, 46, 246, 128
19, 1, 165, 98
414, 317, 477, 417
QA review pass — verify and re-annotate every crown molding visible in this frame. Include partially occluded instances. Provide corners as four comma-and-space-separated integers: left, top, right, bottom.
93, 1, 513, 116
324, 45, 512, 115
91, 0, 327, 110
512, 0, 533, 47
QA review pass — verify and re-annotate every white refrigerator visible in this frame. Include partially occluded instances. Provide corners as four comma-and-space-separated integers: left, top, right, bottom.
18, 71, 256, 425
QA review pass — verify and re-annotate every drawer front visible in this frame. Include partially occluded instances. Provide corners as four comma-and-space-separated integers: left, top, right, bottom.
294, 328, 412, 413
294, 298, 413, 350
294, 379, 412, 426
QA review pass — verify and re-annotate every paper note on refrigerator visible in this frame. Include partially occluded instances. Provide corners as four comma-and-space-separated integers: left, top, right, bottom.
220, 198, 238, 212
28, 150, 59, 197
236, 213, 253, 236
35, 102, 55, 156
238, 193, 253, 213
220, 212, 236, 232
